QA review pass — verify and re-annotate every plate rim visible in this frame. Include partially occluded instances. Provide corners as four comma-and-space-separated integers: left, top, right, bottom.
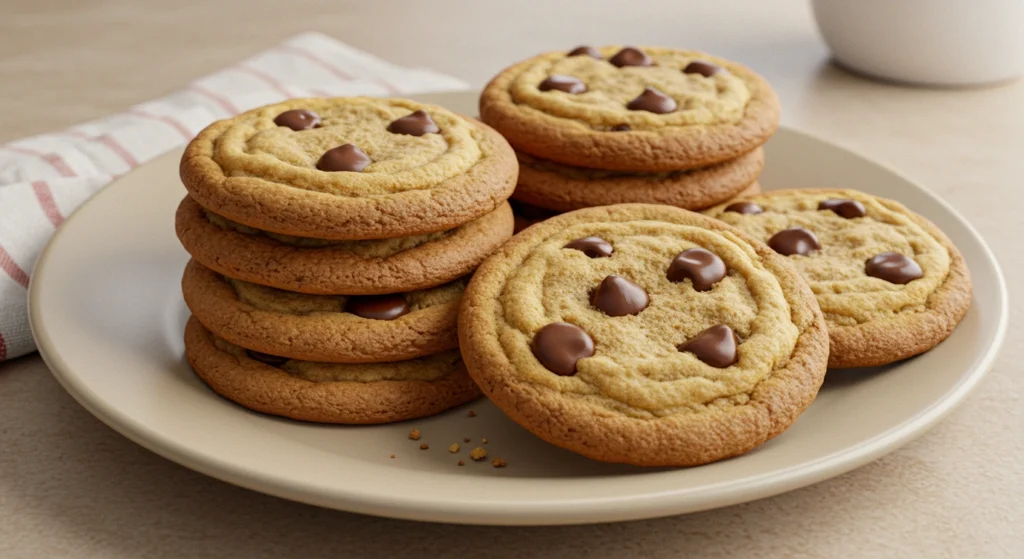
28, 113, 1009, 525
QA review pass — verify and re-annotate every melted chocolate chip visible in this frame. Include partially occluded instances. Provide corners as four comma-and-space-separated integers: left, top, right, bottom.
539, 75, 587, 94
610, 124, 632, 132
626, 87, 677, 114
564, 236, 613, 258
387, 110, 440, 136
724, 201, 764, 215
345, 294, 410, 320
274, 109, 321, 131
532, 322, 595, 376
316, 144, 371, 172
769, 227, 820, 256
568, 45, 602, 59
591, 275, 649, 317
865, 252, 923, 284
667, 248, 727, 291
683, 61, 723, 77
818, 198, 867, 219
678, 325, 739, 368
246, 349, 289, 366
609, 46, 652, 67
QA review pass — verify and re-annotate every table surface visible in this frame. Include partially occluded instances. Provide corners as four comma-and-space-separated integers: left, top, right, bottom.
2, 1, 1022, 557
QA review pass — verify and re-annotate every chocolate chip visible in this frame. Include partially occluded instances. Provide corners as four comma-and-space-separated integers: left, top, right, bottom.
246, 350, 289, 366
345, 294, 410, 320
532, 322, 595, 376
387, 110, 440, 136
273, 109, 321, 131
818, 198, 867, 219
725, 201, 763, 215
591, 275, 649, 317
683, 61, 723, 77
568, 45, 602, 59
609, 46, 652, 67
865, 252, 923, 284
316, 144, 371, 172
678, 325, 739, 368
769, 227, 820, 256
564, 236, 613, 258
539, 75, 587, 94
610, 124, 632, 132
667, 248, 727, 291
626, 87, 677, 114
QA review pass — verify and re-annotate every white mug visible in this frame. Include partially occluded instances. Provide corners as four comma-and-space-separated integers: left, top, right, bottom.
811, 0, 1024, 86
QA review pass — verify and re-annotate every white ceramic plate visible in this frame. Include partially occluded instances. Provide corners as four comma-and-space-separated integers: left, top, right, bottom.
30, 91, 1007, 526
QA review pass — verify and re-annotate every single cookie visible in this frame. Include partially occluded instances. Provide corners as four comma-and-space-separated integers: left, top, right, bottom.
181, 97, 517, 240
480, 46, 780, 171
185, 316, 479, 424
176, 196, 513, 294
458, 204, 828, 467
182, 259, 463, 363
514, 148, 763, 212
510, 181, 762, 233
704, 189, 972, 368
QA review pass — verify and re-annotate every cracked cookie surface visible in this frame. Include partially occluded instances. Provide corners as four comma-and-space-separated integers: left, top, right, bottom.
480, 46, 779, 171
175, 196, 513, 294
181, 97, 517, 240
183, 260, 464, 363
185, 316, 479, 424
704, 189, 972, 368
458, 204, 828, 466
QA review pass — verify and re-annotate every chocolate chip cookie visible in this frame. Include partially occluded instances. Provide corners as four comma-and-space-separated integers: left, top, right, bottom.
480, 46, 780, 172
458, 204, 828, 466
510, 181, 762, 233
704, 189, 972, 368
514, 148, 764, 212
176, 196, 513, 294
183, 260, 463, 363
181, 97, 518, 240
185, 316, 479, 424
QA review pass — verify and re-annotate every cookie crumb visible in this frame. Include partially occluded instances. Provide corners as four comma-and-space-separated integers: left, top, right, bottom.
463, 437, 471, 443
408, 429, 421, 440
467, 410, 477, 417
390, 454, 396, 459
481, 438, 488, 444
419, 443, 429, 450
470, 447, 487, 461
458, 460, 465, 466
448, 443, 460, 453
491, 458, 507, 468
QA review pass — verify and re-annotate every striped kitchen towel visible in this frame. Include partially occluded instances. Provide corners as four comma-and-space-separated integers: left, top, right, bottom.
0, 32, 468, 361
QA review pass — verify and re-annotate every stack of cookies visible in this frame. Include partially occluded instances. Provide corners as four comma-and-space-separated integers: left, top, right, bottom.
479, 45, 780, 230
175, 97, 517, 424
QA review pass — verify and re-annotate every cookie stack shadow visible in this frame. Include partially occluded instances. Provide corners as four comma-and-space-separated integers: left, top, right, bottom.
478, 45, 781, 231
174, 97, 517, 424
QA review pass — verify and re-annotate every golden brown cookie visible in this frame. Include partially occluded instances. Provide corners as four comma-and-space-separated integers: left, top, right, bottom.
182, 260, 463, 363
459, 204, 828, 467
510, 181, 762, 233
514, 148, 763, 212
175, 196, 513, 294
184, 316, 479, 424
181, 97, 517, 240
480, 46, 779, 172
704, 189, 972, 368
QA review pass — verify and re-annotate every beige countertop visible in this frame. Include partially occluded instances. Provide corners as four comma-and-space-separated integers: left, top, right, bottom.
2, 1, 1022, 557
